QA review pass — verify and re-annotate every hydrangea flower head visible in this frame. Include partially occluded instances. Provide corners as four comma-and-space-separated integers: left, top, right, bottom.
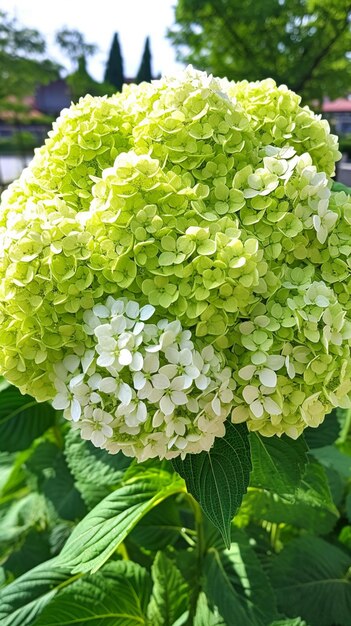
0, 66, 350, 458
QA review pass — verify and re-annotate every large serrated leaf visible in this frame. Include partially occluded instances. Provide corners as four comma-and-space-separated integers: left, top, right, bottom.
172, 421, 251, 548
35, 561, 152, 626
148, 552, 189, 626
129, 497, 183, 550
269, 617, 308, 626
309, 445, 351, 478
250, 433, 308, 497
0, 493, 48, 546
270, 536, 351, 626
64, 429, 131, 509
0, 558, 72, 626
59, 468, 184, 573
240, 460, 339, 534
346, 492, 351, 523
0, 387, 55, 452
42, 451, 86, 522
204, 526, 278, 626
194, 593, 226, 626
3, 529, 51, 577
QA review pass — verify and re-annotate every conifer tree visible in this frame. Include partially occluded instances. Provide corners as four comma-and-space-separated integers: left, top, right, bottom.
136, 36, 152, 83
104, 33, 124, 92
68, 56, 112, 100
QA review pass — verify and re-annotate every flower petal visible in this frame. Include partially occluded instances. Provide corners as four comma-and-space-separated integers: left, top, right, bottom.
71, 399, 82, 422
97, 352, 115, 367
243, 385, 259, 404
238, 365, 256, 381
160, 395, 175, 415
91, 430, 106, 447
119, 348, 133, 366
118, 382, 132, 404
250, 399, 264, 418
263, 397, 282, 415
52, 394, 70, 410
258, 368, 277, 387
171, 390, 188, 406
140, 304, 155, 321
153, 373, 170, 389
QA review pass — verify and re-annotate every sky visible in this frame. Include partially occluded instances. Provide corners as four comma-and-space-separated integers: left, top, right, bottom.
2, 0, 184, 81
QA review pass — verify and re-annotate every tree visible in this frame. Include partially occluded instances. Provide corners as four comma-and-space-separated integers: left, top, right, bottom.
0, 11, 59, 102
136, 36, 153, 83
56, 28, 97, 70
104, 33, 124, 92
67, 56, 114, 101
168, 0, 351, 104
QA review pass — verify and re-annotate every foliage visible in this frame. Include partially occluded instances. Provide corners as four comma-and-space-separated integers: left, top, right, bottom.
270, 536, 351, 626
66, 56, 115, 101
0, 381, 350, 626
0, 10, 59, 102
55, 28, 97, 69
172, 421, 251, 547
136, 36, 153, 83
104, 33, 124, 92
338, 134, 351, 159
168, 0, 351, 103
0, 132, 42, 155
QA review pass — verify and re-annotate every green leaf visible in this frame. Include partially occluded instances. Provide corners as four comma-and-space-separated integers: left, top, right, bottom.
270, 536, 351, 626
193, 592, 226, 626
309, 445, 351, 479
4, 530, 51, 577
204, 526, 278, 626
0, 566, 6, 587
240, 460, 339, 534
0, 444, 51, 506
35, 561, 152, 626
331, 181, 351, 194
304, 409, 340, 449
339, 526, 351, 551
129, 497, 183, 550
26, 441, 60, 477
324, 466, 346, 507
42, 451, 86, 522
269, 617, 308, 626
172, 421, 251, 548
148, 552, 189, 626
0, 451, 25, 499
250, 433, 308, 497
60, 468, 184, 573
48, 522, 73, 556
0, 493, 48, 546
346, 492, 351, 523
0, 558, 72, 626
64, 429, 131, 507
0, 387, 55, 452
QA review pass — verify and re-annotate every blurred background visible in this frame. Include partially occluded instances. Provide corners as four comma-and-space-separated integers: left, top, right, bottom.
1, 0, 351, 191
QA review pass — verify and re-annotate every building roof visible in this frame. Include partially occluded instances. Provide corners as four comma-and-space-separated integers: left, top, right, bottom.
322, 98, 351, 113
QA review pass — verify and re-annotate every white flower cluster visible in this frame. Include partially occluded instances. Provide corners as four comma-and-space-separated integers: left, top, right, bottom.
52, 297, 235, 460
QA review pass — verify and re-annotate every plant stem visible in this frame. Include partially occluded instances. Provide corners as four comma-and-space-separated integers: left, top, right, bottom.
185, 494, 205, 625
339, 409, 351, 443
118, 542, 129, 560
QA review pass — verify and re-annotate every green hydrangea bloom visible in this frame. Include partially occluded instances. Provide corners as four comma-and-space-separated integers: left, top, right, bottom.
0, 67, 349, 458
